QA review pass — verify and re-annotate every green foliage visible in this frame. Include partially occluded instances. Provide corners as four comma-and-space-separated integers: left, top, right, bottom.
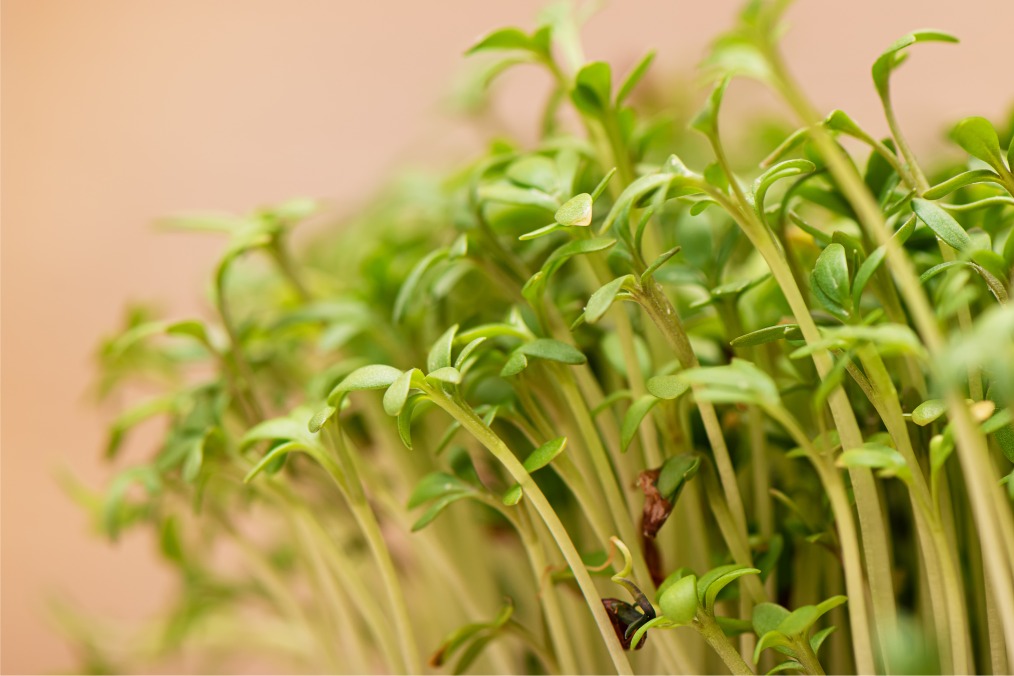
82, 2, 1014, 675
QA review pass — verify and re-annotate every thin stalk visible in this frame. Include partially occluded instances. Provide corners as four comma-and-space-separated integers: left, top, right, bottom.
422, 385, 636, 675
636, 281, 750, 545
517, 503, 581, 674
516, 382, 616, 547
700, 465, 767, 605
794, 638, 827, 676
288, 513, 371, 674
268, 238, 311, 302
319, 426, 420, 674
767, 405, 877, 676
703, 130, 898, 672
697, 612, 756, 675
555, 367, 643, 545
857, 346, 971, 671
766, 47, 1014, 616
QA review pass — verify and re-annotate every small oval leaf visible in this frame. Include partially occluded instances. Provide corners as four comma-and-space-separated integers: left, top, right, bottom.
555, 193, 594, 227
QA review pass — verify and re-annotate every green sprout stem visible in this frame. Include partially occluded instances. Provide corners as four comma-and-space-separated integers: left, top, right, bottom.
422, 385, 636, 675
762, 42, 1014, 660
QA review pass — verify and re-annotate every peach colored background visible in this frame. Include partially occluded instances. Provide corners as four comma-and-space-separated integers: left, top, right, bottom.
3, 1, 1012, 673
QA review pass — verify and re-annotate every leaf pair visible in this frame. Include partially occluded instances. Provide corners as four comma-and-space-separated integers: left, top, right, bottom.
752, 596, 846, 666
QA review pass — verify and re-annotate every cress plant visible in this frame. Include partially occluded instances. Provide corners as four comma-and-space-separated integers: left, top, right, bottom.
74, 1, 1014, 674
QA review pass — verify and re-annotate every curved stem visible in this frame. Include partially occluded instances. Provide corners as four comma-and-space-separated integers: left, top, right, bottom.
423, 385, 635, 675
697, 612, 756, 675
765, 405, 877, 676
517, 504, 580, 674
764, 46, 1014, 661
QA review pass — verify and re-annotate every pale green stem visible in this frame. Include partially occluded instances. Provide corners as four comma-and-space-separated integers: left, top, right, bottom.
422, 385, 635, 675
636, 281, 750, 546
697, 612, 756, 675
320, 427, 420, 673
288, 513, 371, 674
857, 346, 971, 672
517, 503, 581, 674
764, 50, 1014, 660
766, 405, 877, 676
793, 637, 827, 676
704, 124, 898, 674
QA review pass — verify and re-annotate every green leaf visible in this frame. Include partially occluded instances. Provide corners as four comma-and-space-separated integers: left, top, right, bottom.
327, 365, 403, 405
761, 127, 808, 168
384, 369, 416, 417
105, 395, 177, 459
952, 116, 1009, 175
753, 159, 815, 215
507, 156, 558, 194
924, 169, 1004, 199
656, 455, 700, 500
753, 603, 792, 638
646, 374, 691, 400
790, 324, 925, 360
408, 472, 473, 508
691, 77, 729, 139
621, 395, 660, 452
500, 350, 529, 377
466, 27, 543, 56
243, 440, 316, 484
478, 183, 559, 212
518, 222, 563, 241
813, 595, 847, 621
767, 660, 805, 674
912, 198, 972, 252
241, 416, 315, 450
523, 236, 616, 300
658, 574, 698, 625
872, 31, 958, 99
852, 215, 915, 307
502, 484, 523, 506
165, 319, 215, 350
598, 173, 674, 235
730, 324, 802, 348
426, 367, 462, 385
912, 399, 947, 426
586, 275, 634, 323
519, 339, 586, 365
616, 50, 656, 105
398, 394, 428, 450
811, 243, 852, 320
412, 492, 472, 531
824, 109, 868, 139
777, 605, 820, 637
716, 616, 754, 637
393, 249, 447, 323
838, 443, 910, 481
810, 626, 836, 655
705, 567, 762, 612
428, 324, 459, 373
555, 193, 593, 226
755, 631, 794, 663
641, 245, 681, 284
455, 337, 487, 370
522, 436, 567, 473
572, 61, 612, 116
930, 433, 955, 476
678, 359, 780, 406
307, 405, 337, 434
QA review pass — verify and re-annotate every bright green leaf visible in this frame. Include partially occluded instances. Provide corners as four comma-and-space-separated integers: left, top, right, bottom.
912, 198, 972, 253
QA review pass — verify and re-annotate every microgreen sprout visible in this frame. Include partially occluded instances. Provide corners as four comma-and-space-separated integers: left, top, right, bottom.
82, 2, 1014, 674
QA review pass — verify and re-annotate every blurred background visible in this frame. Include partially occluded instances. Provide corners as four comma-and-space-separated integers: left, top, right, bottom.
3, 0, 1012, 672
